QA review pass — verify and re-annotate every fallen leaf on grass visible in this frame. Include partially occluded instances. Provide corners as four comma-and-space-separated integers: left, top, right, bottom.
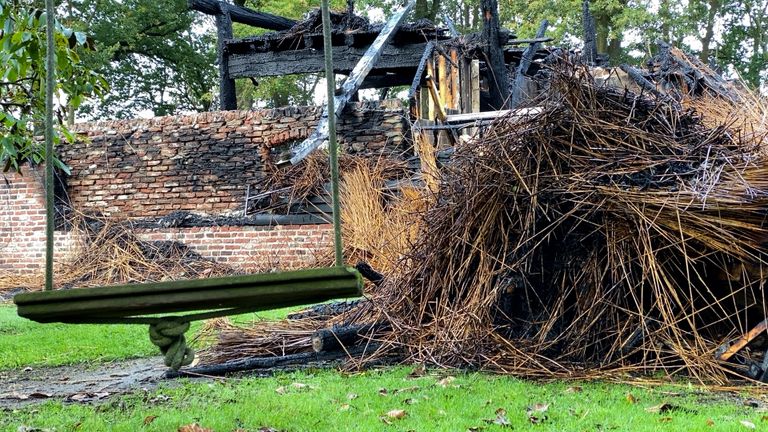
143, 415, 158, 425
626, 393, 637, 404
347, 393, 358, 400
436, 376, 456, 388
378, 388, 388, 396
386, 409, 407, 419
379, 410, 408, 425
178, 423, 213, 432
762, 415, 768, 422
393, 386, 420, 394
706, 419, 715, 427
740, 420, 756, 429
407, 364, 426, 378
659, 417, 672, 423
339, 403, 351, 411
403, 398, 416, 405
257, 427, 282, 432
564, 386, 582, 393
484, 408, 511, 427
527, 403, 549, 424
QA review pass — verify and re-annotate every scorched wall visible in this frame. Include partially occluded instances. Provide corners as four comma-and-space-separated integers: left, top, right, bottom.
0, 101, 408, 274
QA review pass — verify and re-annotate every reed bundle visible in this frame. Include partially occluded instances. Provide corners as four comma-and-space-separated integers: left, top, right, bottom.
367, 60, 768, 383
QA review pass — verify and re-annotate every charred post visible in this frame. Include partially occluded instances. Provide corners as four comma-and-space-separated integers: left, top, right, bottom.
481, 0, 510, 109
215, 4, 237, 110
582, 0, 598, 65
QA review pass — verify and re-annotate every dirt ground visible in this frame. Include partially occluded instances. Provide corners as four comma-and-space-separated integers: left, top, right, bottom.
0, 357, 168, 409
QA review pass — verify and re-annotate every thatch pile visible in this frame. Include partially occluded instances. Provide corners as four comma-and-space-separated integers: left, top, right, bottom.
204, 57, 768, 384
0, 215, 235, 293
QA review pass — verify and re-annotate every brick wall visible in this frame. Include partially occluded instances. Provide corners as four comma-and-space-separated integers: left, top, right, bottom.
0, 101, 407, 276
62, 100, 407, 217
136, 224, 333, 272
0, 168, 77, 273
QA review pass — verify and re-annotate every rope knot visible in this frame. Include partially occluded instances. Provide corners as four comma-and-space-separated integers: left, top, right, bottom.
149, 318, 194, 370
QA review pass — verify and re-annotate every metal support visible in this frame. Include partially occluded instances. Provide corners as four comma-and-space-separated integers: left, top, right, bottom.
320, 0, 343, 267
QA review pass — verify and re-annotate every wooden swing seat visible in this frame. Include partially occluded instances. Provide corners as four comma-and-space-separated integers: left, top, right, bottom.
14, 266, 363, 324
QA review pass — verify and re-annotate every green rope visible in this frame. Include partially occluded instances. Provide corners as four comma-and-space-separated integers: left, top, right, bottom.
44, 0, 55, 291
320, 0, 343, 267
148, 318, 194, 370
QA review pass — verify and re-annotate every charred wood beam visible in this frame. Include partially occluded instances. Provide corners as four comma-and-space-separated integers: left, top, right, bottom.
407, 41, 435, 99
481, 0, 510, 109
165, 344, 381, 377
510, 19, 548, 108
581, 0, 598, 65
312, 322, 389, 353
354, 261, 384, 285
619, 63, 677, 106
228, 43, 427, 79
215, 4, 236, 110
442, 13, 459, 37
188, 0, 295, 31
283, 0, 417, 166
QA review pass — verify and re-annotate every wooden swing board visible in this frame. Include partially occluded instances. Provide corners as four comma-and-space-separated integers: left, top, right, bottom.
14, 267, 363, 324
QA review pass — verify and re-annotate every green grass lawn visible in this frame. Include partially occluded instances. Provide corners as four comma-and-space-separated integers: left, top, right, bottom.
0, 303, 297, 369
2, 302, 767, 432
4, 368, 767, 431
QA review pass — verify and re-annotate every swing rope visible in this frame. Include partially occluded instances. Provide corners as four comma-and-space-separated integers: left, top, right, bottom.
44, 0, 55, 292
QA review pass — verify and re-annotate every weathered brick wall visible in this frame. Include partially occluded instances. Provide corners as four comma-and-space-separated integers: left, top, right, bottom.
0, 168, 77, 273
0, 101, 407, 275
136, 224, 333, 271
63, 100, 407, 217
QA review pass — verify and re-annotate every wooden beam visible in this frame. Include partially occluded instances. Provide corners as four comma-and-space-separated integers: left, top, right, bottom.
282, 0, 417, 166
481, 0, 510, 109
188, 0, 295, 31
407, 41, 435, 99
216, 4, 236, 110
228, 43, 427, 78
444, 107, 542, 123
510, 19, 548, 108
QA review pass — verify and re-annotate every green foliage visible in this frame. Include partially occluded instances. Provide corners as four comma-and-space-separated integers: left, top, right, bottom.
69, 0, 217, 118
0, 0, 107, 172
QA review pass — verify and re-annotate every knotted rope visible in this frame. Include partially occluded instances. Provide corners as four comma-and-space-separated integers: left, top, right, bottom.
149, 318, 194, 370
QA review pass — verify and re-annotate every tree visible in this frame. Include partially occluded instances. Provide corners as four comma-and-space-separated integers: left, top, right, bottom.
0, 0, 107, 172
68, 0, 217, 119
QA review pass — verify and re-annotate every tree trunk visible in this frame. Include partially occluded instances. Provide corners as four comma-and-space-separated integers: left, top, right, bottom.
699, 0, 721, 63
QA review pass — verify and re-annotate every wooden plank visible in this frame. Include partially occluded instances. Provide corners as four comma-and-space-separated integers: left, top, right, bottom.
449, 48, 461, 111
15, 267, 363, 323
283, 0, 417, 166
715, 319, 768, 361
188, 0, 295, 30
437, 53, 450, 110
471, 59, 480, 113
229, 43, 426, 78
444, 107, 542, 123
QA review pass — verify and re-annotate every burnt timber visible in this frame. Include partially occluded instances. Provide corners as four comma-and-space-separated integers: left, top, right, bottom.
226, 27, 449, 90
188, 0, 295, 31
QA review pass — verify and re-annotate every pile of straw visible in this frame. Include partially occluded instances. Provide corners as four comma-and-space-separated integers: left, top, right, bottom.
368, 59, 768, 383
0, 215, 235, 292
204, 57, 768, 384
